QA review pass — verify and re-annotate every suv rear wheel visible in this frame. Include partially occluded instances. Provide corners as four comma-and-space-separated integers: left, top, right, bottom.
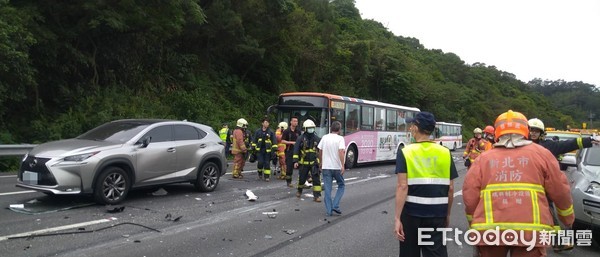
194, 162, 220, 192
94, 167, 130, 205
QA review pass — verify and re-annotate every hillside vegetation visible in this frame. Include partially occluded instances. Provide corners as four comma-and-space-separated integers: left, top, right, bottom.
1, 0, 598, 147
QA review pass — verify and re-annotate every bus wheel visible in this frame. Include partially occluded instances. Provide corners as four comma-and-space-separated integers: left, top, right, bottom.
345, 146, 357, 169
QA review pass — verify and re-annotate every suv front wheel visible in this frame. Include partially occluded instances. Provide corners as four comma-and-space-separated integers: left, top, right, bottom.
194, 162, 220, 192
94, 166, 130, 205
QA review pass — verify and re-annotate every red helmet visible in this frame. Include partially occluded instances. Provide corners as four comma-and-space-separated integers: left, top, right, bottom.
484, 125, 495, 135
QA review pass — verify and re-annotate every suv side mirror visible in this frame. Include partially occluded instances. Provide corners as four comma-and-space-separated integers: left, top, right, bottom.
140, 136, 151, 148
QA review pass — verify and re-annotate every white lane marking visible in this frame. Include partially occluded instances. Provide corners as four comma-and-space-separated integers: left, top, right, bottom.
0, 175, 17, 178
0, 190, 37, 196
346, 175, 390, 185
454, 190, 462, 197
0, 217, 118, 241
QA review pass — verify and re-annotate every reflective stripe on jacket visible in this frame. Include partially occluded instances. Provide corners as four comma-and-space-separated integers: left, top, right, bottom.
463, 143, 574, 246
402, 142, 452, 217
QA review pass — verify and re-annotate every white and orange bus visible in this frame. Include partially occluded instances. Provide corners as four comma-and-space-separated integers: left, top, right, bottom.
268, 92, 420, 168
431, 122, 463, 151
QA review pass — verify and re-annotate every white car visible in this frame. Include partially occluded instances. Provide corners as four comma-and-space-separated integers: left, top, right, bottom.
568, 146, 600, 245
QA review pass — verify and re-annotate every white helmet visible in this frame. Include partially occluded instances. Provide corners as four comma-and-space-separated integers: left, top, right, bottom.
236, 118, 248, 128
473, 128, 483, 134
303, 119, 316, 129
528, 118, 545, 131
278, 121, 288, 130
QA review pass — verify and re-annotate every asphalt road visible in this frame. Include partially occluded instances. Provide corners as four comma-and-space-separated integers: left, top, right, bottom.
0, 151, 598, 257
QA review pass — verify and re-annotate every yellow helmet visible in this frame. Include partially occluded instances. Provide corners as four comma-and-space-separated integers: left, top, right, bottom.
236, 118, 248, 128
528, 118, 545, 131
303, 119, 316, 129
278, 121, 288, 130
473, 128, 483, 134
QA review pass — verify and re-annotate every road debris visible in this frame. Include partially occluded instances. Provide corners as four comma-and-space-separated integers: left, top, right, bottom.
262, 211, 278, 219
106, 205, 125, 213
151, 188, 168, 196
245, 190, 258, 201
283, 229, 297, 235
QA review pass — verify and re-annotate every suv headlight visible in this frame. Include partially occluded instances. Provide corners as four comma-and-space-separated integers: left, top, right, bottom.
585, 182, 600, 196
63, 152, 99, 162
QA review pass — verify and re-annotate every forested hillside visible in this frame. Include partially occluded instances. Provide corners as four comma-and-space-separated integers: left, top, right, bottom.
1, 0, 598, 148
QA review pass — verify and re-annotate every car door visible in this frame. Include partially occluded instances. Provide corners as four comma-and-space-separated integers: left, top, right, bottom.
173, 125, 207, 178
135, 125, 177, 183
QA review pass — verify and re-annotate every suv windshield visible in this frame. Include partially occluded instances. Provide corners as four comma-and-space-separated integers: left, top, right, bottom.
77, 121, 151, 143
584, 147, 600, 166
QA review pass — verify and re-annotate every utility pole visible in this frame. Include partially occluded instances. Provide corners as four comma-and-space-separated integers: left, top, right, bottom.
590, 110, 595, 129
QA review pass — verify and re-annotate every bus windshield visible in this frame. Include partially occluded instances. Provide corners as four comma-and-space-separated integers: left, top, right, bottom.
277, 108, 328, 136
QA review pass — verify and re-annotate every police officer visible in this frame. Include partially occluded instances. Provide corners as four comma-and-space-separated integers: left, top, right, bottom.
252, 117, 278, 181
394, 112, 458, 257
293, 120, 322, 202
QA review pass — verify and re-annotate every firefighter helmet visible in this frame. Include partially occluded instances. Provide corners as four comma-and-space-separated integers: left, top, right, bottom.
236, 118, 248, 128
484, 125, 495, 135
303, 119, 316, 129
494, 110, 529, 139
473, 128, 483, 134
527, 118, 545, 132
278, 121, 288, 130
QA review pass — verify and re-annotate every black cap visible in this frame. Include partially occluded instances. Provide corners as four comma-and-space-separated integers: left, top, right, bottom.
406, 112, 436, 132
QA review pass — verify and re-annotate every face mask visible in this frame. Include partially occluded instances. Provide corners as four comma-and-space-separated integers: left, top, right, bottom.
307, 128, 315, 134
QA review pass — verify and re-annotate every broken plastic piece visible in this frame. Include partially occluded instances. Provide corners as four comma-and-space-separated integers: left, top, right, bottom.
262, 211, 278, 218
246, 190, 258, 201
283, 229, 297, 235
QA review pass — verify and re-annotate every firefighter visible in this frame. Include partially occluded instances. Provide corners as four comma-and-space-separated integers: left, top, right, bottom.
275, 121, 288, 180
252, 117, 278, 181
463, 110, 574, 257
482, 125, 495, 151
293, 119, 322, 202
528, 118, 598, 160
462, 127, 485, 168
231, 118, 249, 179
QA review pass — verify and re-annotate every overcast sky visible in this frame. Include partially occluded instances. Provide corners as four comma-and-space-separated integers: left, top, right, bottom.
354, 0, 600, 87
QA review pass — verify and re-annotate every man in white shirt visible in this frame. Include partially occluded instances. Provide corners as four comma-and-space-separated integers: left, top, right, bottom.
317, 121, 346, 216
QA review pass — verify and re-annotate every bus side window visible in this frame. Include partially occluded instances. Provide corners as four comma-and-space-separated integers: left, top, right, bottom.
346, 103, 360, 134
386, 109, 397, 131
361, 106, 374, 130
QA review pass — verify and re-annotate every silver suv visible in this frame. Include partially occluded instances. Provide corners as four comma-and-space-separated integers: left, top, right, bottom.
17, 119, 227, 204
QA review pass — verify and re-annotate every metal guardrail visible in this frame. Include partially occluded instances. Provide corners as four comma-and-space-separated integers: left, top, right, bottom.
0, 144, 37, 157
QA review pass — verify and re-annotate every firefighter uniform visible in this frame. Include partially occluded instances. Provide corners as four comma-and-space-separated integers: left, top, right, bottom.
463, 110, 574, 257
252, 123, 277, 181
293, 120, 321, 201
275, 122, 288, 180
463, 127, 486, 168
231, 119, 249, 179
